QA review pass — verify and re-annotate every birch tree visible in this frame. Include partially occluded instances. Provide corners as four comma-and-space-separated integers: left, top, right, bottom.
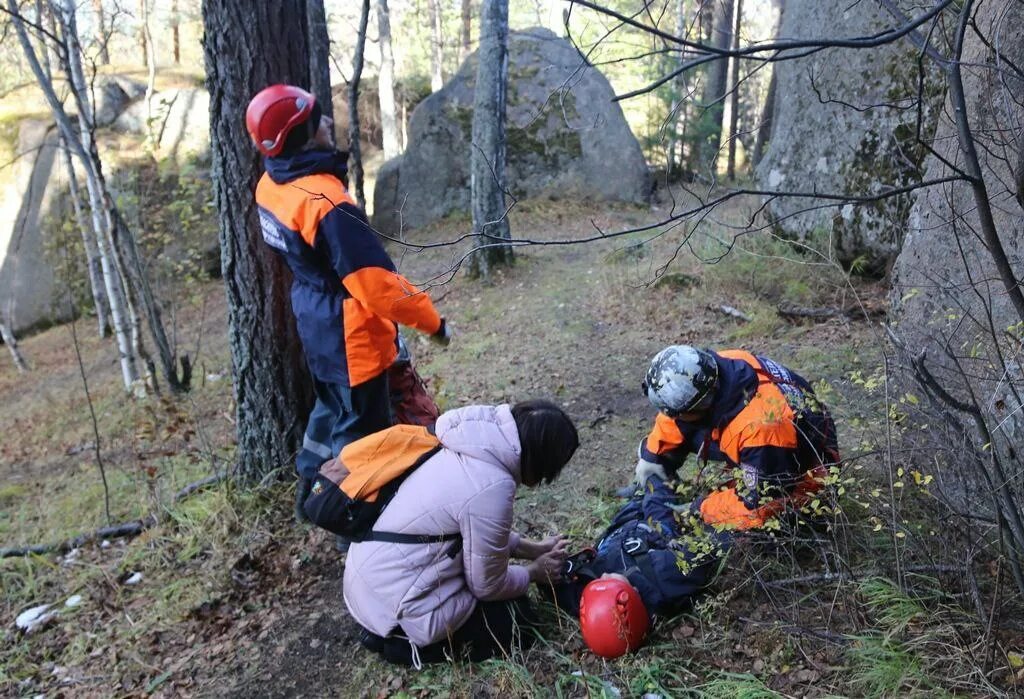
348, 0, 370, 209
428, 0, 444, 91
376, 0, 400, 160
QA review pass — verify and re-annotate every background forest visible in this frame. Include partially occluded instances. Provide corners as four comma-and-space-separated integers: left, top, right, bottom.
1, 0, 1023, 697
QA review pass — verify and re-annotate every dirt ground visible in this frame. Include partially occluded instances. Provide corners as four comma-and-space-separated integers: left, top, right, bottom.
2, 195, 1020, 697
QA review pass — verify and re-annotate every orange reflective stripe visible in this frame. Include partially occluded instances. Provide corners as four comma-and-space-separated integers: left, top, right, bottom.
342, 297, 399, 386
342, 267, 443, 335
255, 172, 355, 247
339, 424, 440, 502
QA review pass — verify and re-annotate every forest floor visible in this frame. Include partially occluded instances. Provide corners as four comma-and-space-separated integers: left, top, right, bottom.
1, 192, 1022, 698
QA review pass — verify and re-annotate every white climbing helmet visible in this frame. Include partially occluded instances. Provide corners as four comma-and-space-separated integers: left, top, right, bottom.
643, 345, 719, 416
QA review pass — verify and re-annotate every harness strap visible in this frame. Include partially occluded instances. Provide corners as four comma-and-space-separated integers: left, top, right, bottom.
363, 530, 464, 559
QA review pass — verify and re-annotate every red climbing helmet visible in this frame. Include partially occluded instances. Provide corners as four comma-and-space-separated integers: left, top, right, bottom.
245, 84, 316, 157
579, 576, 650, 658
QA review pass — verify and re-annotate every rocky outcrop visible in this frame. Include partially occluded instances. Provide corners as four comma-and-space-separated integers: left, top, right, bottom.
373, 27, 650, 234
0, 121, 65, 334
890, 2, 1023, 504
115, 87, 211, 165
755, 1, 944, 275
94, 76, 147, 127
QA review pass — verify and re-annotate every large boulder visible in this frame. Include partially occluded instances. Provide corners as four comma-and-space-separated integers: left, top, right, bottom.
115, 88, 211, 165
93, 76, 147, 127
0, 120, 65, 333
755, 1, 944, 275
889, 2, 1023, 505
373, 27, 650, 234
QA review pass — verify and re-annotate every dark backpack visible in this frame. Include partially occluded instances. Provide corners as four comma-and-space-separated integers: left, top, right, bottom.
303, 423, 460, 547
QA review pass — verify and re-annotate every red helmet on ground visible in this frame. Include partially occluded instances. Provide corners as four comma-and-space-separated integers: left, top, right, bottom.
579, 576, 650, 658
245, 84, 316, 157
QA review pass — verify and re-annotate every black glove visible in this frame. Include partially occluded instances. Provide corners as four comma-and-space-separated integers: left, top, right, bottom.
295, 476, 313, 524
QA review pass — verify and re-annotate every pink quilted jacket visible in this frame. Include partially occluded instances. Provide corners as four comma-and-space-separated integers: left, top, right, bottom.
342, 405, 529, 647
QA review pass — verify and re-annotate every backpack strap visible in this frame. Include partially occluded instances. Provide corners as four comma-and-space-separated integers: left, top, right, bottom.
362, 530, 464, 559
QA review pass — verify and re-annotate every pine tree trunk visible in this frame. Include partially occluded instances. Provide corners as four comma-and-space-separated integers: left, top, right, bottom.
460, 0, 472, 61
202, 0, 316, 480
172, 0, 181, 64
92, 0, 109, 65
726, 0, 742, 180
376, 0, 400, 160
307, 0, 334, 125
428, 0, 444, 92
468, 0, 512, 280
696, 0, 734, 178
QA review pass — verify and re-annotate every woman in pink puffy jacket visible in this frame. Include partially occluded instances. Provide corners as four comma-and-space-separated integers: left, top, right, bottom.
343, 400, 579, 666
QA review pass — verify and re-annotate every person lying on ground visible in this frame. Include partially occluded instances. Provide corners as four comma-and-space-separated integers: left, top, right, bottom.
628, 345, 841, 531
338, 400, 579, 666
547, 473, 731, 658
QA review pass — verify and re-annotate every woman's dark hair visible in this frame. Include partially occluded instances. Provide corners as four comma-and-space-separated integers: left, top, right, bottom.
511, 399, 579, 486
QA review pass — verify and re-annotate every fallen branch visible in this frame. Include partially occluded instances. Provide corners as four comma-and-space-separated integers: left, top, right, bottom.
1, 473, 230, 558
764, 564, 960, 588
709, 304, 751, 322
173, 473, 228, 502
778, 302, 887, 322
0, 515, 157, 558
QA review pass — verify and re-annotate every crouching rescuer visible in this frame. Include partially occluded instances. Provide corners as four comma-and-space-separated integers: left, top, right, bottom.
304, 400, 579, 665
244, 85, 451, 517
634, 345, 841, 531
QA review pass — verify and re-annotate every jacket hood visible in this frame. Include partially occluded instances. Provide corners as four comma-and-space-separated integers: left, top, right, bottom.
434, 404, 522, 482
706, 354, 758, 429
264, 148, 349, 185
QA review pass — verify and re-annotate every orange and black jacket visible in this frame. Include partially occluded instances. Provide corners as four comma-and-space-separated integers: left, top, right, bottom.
255, 149, 442, 387
641, 350, 839, 529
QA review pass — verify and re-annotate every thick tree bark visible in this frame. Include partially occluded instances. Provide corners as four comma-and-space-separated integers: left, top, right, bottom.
696, 0, 734, 177
202, 0, 316, 480
460, 0, 472, 61
428, 0, 444, 92
468, 0, 512, 280
726, 0, 742, 180
348, 0, 370, 209
307, 0, 334, 125
92, 0, 109, 64
376, 0, 400, 160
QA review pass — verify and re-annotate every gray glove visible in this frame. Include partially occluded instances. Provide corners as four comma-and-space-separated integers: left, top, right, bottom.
633, 458, 668, 485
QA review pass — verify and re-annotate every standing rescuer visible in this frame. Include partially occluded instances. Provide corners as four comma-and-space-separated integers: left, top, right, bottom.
245, 85, 451, 518
633, 345, 841, 530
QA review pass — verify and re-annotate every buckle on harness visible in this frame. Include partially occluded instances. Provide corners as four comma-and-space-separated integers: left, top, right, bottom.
624, 537, 645, 555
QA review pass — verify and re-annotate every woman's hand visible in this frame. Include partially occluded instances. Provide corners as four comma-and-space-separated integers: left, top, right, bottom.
527, 549, 568, 584
515, 534, 569, 560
